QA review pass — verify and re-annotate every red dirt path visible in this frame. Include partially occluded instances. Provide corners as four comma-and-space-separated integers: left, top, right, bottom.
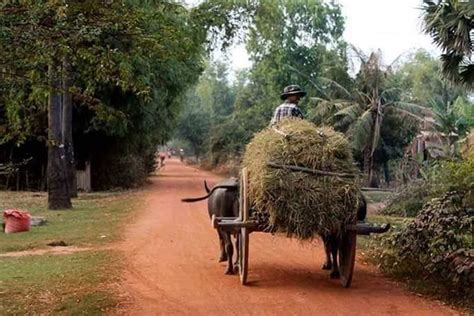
117, 159, 458, 315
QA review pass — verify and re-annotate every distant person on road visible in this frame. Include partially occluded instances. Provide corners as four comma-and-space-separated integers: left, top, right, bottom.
179, 149, 184, 162
270, 84, 306, 126
159, 152, 166, 168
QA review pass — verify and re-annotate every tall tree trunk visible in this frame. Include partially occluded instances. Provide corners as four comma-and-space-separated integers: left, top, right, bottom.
367, 100, 382, 188
62, 57, 77, 198
383, 160, 391, 185
363, 148, 377, 187
48, 60, 72, 210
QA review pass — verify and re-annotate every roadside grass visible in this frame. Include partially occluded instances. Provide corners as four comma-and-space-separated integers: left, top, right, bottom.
357, 214, 408, 251
0, 250, 122, 315
0, 190, 142, 314
0, 191, 139, 253
362, 191, 392, 204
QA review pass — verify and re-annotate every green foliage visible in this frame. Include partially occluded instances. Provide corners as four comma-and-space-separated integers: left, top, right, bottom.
209, 120, 249, 165
432, 98, 474, 139
382, 180, 434, 217
389, 49, 473, 153
422, 0, 474, 88
390, 49, 466, 105
372, 191, 473, 299
175, 90, 212, 160
0, 0, 244, 189
383, 158, 474, 216
243, 0, 348, 119
308, 50, 424, 186
429, 158, 474, 206
178, 0, 349, 167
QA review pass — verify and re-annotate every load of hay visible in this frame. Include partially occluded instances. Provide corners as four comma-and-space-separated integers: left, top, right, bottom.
242, 119, 361, 240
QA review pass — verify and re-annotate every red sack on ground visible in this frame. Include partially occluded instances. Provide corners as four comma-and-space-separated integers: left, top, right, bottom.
3, 209, 31, 233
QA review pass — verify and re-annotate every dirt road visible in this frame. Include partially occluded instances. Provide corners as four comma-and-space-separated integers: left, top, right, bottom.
118, 159, 457, 315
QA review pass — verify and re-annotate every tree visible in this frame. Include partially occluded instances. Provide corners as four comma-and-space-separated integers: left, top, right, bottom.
390, 49, 466, 105
242, 0, 348, 121
1, 1, 243, 197
62, 58, 77, 198
432, 96, 474, 142
422, 0, 474, 88
390, 49, 474, 149
308, 50, 428, 186
176, 1, 352, 166
175, 91, 211, 161
1, 1, 150, 207
47, 61, 71, 209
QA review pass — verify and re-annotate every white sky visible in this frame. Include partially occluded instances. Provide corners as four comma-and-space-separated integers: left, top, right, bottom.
223, 0, 440, 70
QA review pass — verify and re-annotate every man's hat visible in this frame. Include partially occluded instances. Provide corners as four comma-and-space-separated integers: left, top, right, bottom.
280, 84, 306, 100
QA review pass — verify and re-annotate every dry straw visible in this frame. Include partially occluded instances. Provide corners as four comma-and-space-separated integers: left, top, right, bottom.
243, 119, 361, 239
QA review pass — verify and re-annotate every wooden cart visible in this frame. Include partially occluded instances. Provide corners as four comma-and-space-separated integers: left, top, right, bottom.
212, 167, 390, 288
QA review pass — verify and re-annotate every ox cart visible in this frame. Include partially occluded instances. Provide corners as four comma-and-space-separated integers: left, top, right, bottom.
212, 167, 390, 288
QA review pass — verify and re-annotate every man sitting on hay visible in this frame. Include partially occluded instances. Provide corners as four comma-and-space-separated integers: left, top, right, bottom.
270, 84, 306, 126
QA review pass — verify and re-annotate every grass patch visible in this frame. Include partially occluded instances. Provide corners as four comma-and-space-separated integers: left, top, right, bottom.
0, 250, 122, 315
0, 190, 142, 314
357, 214, 409, 251
0, 191, 141, 253
362, 191, 392, 204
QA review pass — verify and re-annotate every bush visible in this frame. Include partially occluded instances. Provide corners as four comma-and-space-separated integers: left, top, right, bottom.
371, 191, 474, 300
381, 180, 433, 216
429, 159, 474, 207
382, 158, 474, 216
208, 120, 249, 167
91, 145, 156, 190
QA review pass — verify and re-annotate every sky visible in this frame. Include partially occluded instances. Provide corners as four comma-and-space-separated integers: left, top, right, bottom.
222, 0, 440, 71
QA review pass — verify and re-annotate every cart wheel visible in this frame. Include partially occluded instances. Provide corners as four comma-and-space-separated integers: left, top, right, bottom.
238, 227, 249, 285
238, 168, 250, 285
338, 220, 357, 288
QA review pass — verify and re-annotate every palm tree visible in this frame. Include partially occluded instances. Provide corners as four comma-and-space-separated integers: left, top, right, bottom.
307, 49, 430, 187
422, 0, 473, 89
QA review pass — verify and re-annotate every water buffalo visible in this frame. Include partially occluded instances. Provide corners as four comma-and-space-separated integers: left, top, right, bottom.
182, 178, 239, 275
322, 193, 367, 278
183, 179, 368, 280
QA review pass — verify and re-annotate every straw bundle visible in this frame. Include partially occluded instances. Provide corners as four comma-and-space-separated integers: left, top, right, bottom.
243, 119, 360, 239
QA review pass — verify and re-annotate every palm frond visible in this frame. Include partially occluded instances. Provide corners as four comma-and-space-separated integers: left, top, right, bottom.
284, 63, 330, 99
333, 103, 364, 131
389, 101, 432, 117
349, 45, 369, 63
348, 109, 374, 153
422, 0, 473, 88
392, 108, 426, 122
380, 87, 403, 102
307, 100, 340, 125
317, 77, 353, 99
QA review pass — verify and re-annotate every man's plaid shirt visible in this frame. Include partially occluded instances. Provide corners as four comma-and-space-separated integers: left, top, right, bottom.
270, 101, 304, 126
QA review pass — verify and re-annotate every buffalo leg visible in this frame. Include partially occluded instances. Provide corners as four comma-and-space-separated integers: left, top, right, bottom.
322, 235, 332, 270
217, 230, 227, 262
223, 232, 234, 274
233, 233, 240, 272
329, 235, 340, 279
